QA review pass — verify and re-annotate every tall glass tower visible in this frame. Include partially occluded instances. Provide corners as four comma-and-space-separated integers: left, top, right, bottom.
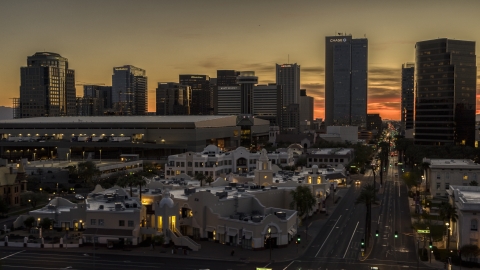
18, 52, 76, 118
401, 63, 415, 132
324, 35, 368, 127
414, 39, 476, 146
112, 65, 147, 115
276, 63, 300, 107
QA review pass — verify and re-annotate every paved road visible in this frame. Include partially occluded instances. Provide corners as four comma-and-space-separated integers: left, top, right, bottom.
0, 248, 252, 270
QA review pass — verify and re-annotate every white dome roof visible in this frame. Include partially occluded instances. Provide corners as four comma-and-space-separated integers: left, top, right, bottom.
312, 165, 318, 168
159, 196, 174, 208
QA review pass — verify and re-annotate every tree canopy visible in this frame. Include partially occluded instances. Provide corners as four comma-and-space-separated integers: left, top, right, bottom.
77, 161, 101, 187
290, 186, 316, 219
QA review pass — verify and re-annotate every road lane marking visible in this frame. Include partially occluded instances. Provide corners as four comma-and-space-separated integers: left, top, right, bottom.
0, 250, 25, 260
315, 215, 342, 257
343, 221, 359, 258
282, 260, 295, 270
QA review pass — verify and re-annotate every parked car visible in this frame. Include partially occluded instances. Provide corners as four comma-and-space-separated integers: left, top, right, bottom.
75, 194, 84, 200
355, 180, 361, 185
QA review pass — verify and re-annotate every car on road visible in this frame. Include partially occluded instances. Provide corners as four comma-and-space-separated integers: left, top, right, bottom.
355, 180, 361, 185
75, 194, 84, 200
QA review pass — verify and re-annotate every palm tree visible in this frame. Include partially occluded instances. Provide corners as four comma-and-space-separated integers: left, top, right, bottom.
205, 175, 214, 186
356, 183, 377, 248
195, 173, 206, 187
439, 202, 457, 250
133, 173, 148, 202
116, 174, 136, 197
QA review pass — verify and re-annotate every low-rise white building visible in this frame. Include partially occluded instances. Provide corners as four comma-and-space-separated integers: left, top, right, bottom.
306, 148, 354, 168
165, 145, 294, 178
423, 158, 480, 197
447, 185, 480, 250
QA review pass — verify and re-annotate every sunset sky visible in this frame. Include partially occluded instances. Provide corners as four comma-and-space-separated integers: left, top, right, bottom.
1, 0, 480, 120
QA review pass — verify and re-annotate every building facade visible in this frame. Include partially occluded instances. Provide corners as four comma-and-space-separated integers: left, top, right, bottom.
306, 148, 354, 168
414, 39, 476, 146
276, 63, 300, 107
366, 114, 382, 133
401, 63, 415, 132
324, 36, 368, 127
299, 89, 314, 130
83, 85, 113, 112
237, 72, 258, 115
179, 75, 212, 115
165, 145, 294, 177
216, 70, 239, 87
155, 82, 191, 115
17, 52, 76, 118
112, 65, 147, 116
423, 158, 480, 197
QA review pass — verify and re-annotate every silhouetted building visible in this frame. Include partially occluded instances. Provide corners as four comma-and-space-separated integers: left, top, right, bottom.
414, 39, 476, 146
84, 85, 113, 112
112, 65, 147, 115
16, 52, 76, 118
276, 63, 300, 106
324, 35, 368, 127
216, 70, 239, 87
237, 71, 258, 115
76, 97, 104, 116
299, 89, 314, 130
367, 114, 382, 133
156, 82, 191, 115
281, 104, 300, 133
253, 84, 283, 126
401, 63, 415, 132
179, 75, 211, 115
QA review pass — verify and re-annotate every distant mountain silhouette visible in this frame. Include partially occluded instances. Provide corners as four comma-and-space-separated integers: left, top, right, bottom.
0, 107, 13, 120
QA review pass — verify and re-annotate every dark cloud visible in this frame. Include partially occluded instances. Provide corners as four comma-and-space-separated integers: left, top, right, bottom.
302, 66, 324, 74
369, 66, 401, 77
199, 58, 224, 69
240, 62, 275, 73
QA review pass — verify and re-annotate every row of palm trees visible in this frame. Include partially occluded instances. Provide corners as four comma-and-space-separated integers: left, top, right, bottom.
116, 172, 149, 201
355, 183, 377, 248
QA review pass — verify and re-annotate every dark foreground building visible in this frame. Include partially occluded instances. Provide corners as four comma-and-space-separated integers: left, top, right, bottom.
414, 39, 476, 146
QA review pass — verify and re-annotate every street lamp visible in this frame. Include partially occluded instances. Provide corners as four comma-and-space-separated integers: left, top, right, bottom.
99, 149, 102, 163
83, 151, 85, 161
267, 227, 272, 262
445, 222, 451, 250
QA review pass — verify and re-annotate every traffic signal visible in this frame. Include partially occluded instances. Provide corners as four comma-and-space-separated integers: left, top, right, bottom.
394, 231, 398, 238
296, 234, 301, 244
361, 238, 365, 247
429, 241, 433, 249
375, 230, 379, 237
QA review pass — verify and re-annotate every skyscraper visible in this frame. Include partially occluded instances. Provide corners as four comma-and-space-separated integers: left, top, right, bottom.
276, 63, 300, 106
237, 71, 258, 115
156, 82, 191, 115
84, 85, 113, 112
179, 75, 211, 115
299, 89, 314, 130
324, 35, 368, 127
414, 39, 476, 146
112, 65, 147, 115
217, 70, 239, 87
401, 63, 415, 132
17, 52, 76, 118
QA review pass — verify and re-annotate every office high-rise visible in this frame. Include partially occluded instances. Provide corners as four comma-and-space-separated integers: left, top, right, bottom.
276, 63, 300, 106
401, 63, 415, 131
237, 71, 258, 115
156, 82, 191, 115
253, 84, 283, 126
84, 85, 113, 111
179, 75, 211, 115
217, 70, 239, 86
324, 35, 368, 127
299, 89, 314, 123
18, 52, 76, 118
112, 65, 147, 115
414, 39, 476, 146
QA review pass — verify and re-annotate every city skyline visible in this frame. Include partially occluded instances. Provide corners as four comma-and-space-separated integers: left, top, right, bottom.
1, 0, 480, 120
